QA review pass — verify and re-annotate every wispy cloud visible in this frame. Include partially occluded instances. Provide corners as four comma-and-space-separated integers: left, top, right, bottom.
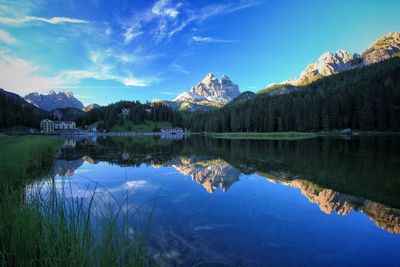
188, 0, 260, 23
171, 63, 189, 74
124, 27, 143, 44
0, 29, 16, 44
122, 0, 181, 44
0, 16, 88, 26
59, 69, 149, 87
122, 0, 258, 45
192, 36, 238, 43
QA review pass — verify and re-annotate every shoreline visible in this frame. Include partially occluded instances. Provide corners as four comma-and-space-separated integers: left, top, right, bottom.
1, 131, 400, 140
197, 131, 400, 140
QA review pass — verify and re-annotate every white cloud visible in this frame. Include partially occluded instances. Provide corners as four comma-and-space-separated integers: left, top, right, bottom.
0, 15, 88, 26
192, 36, 238, 43
0, 29, 16, 44
29, 16, 88, 24
0, 52, 65, 95
122, 77, 147, 87
164, 8, 179, 18
152, 0, 179, 18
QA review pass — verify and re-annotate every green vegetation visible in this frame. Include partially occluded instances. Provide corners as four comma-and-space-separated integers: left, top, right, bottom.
0, 136, 150, 266
207, 132, 318, 140
184, 57, 400, 133
0, 89, 183, 133
78, 100, 182, 132
257, 83, 295, 95
111, 120, 172, 132
0, 92, 47, 130
0, 136, 60, 188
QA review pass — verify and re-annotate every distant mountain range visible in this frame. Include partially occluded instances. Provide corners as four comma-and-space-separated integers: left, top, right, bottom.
0, 88, 46, 114
260, 31, 400, 94
22, 90, 101, 113
25, 91, 85, 111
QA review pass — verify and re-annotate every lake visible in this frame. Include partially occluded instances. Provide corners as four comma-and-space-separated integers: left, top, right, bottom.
30, 135, 400, 266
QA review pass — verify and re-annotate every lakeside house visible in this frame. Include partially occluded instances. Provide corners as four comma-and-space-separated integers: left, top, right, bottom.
40, 119, 76, 133
160, 128, 184, 134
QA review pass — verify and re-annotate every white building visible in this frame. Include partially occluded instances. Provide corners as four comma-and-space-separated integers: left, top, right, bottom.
160, 128, 184, 134
54, 121, 76, 131
40, 119, 54, 133
40, 119, 76, 133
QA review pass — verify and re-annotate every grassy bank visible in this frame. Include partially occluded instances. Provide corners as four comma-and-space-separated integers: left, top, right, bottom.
0, 136, 150, 266
111, 120, 172, 133
198, 131, 400, 140
206, 132, 319, 140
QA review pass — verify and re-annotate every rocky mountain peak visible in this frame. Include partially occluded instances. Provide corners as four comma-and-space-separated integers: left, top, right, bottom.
221, 74, 231, 81
202, 73, 217, 81
363, 32, 400, 64
174, 74, 241, 108
83, 103, 100, 112
25, 90, 84, 111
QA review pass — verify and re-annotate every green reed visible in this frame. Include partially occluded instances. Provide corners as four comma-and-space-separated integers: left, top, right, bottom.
0, 136, 151, 266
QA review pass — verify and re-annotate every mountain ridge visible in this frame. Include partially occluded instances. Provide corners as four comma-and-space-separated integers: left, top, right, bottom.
261, 32, 400, 94
25, 91, 85, 111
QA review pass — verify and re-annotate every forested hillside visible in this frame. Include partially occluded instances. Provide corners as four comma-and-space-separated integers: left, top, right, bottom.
184, 58, 400, 132
0, 90, 47, 129
78, 101, 183, 131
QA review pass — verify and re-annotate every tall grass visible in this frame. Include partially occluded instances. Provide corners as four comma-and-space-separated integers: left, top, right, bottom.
0, 136, 151, 266
208, 132, 319, 140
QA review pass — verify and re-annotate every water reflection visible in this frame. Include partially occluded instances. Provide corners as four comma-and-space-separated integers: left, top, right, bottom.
171, 157, 240, 193
264, 172, 400, 234
55, 136, 400, 235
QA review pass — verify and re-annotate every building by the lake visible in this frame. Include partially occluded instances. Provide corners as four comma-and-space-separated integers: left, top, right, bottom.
40, 119, 76, 133
160, 128, 184, 134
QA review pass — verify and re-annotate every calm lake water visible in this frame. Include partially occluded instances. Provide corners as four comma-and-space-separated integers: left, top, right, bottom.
33, 135, 400, 266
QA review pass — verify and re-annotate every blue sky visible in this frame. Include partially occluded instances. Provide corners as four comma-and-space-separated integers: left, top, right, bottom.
0, 0, 399, 105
